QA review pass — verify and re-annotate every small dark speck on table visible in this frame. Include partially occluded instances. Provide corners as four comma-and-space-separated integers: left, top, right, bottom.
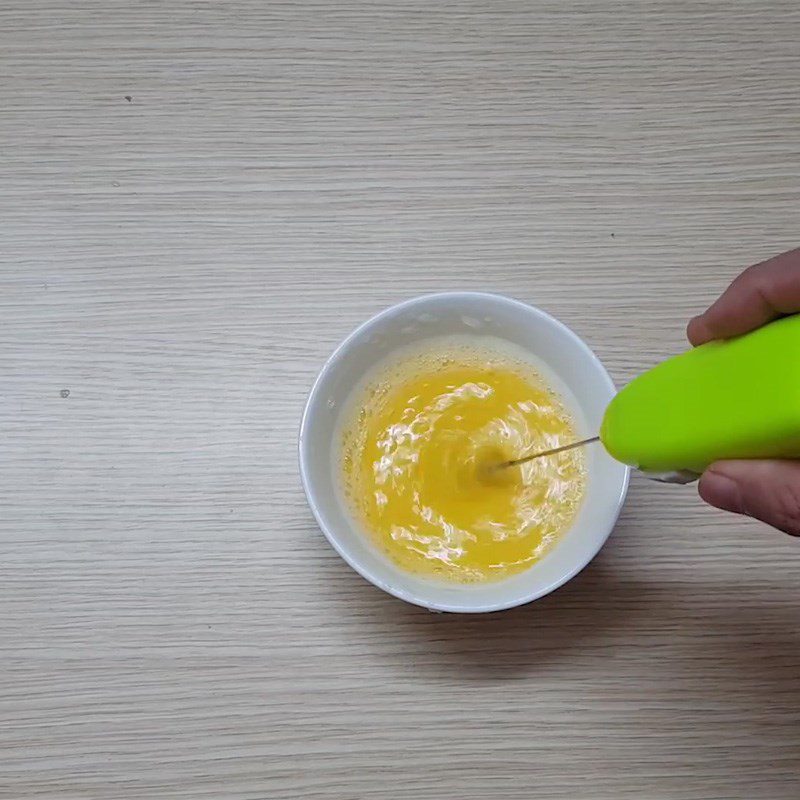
60, 389, 70, 398
610, 232, 616, 238
124, 95, 132, 102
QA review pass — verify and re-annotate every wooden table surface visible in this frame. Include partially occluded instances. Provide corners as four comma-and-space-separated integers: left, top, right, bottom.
3, 2, 800, 798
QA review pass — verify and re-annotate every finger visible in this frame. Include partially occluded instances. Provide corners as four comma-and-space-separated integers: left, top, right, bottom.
687, 247, 800, 346
698, 459, 800, 536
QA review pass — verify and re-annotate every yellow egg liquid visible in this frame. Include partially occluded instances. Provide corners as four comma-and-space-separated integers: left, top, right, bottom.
339, 337, 587, 584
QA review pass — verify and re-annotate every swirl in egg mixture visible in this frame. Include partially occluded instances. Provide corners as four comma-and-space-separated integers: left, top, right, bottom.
339, 338, 586, 584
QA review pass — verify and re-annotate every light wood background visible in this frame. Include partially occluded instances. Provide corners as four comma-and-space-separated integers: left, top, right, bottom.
2, 2, 800, 798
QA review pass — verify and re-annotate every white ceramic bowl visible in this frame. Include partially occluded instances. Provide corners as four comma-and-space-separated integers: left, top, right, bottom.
299, 293, 629, 613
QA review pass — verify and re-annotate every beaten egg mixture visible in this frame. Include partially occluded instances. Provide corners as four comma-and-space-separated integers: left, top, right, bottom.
339, 339, 586, 583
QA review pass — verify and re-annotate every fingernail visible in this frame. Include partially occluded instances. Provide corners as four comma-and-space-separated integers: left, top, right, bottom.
687, 315, 710, 346
699, 470, 744, 514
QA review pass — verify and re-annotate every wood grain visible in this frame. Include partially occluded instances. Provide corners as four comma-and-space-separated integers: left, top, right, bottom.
2, 2, 800, 798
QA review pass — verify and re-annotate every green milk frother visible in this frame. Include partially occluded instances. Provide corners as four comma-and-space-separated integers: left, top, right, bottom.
507, 313, 800, 481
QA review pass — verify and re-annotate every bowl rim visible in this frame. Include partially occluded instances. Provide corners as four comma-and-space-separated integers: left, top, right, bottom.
298, 291, 630, 613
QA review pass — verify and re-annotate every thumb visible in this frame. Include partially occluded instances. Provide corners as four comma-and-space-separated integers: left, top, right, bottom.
699, 459, 800, 536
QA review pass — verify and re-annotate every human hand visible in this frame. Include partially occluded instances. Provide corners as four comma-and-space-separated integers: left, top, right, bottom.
687, 247, 800, 535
